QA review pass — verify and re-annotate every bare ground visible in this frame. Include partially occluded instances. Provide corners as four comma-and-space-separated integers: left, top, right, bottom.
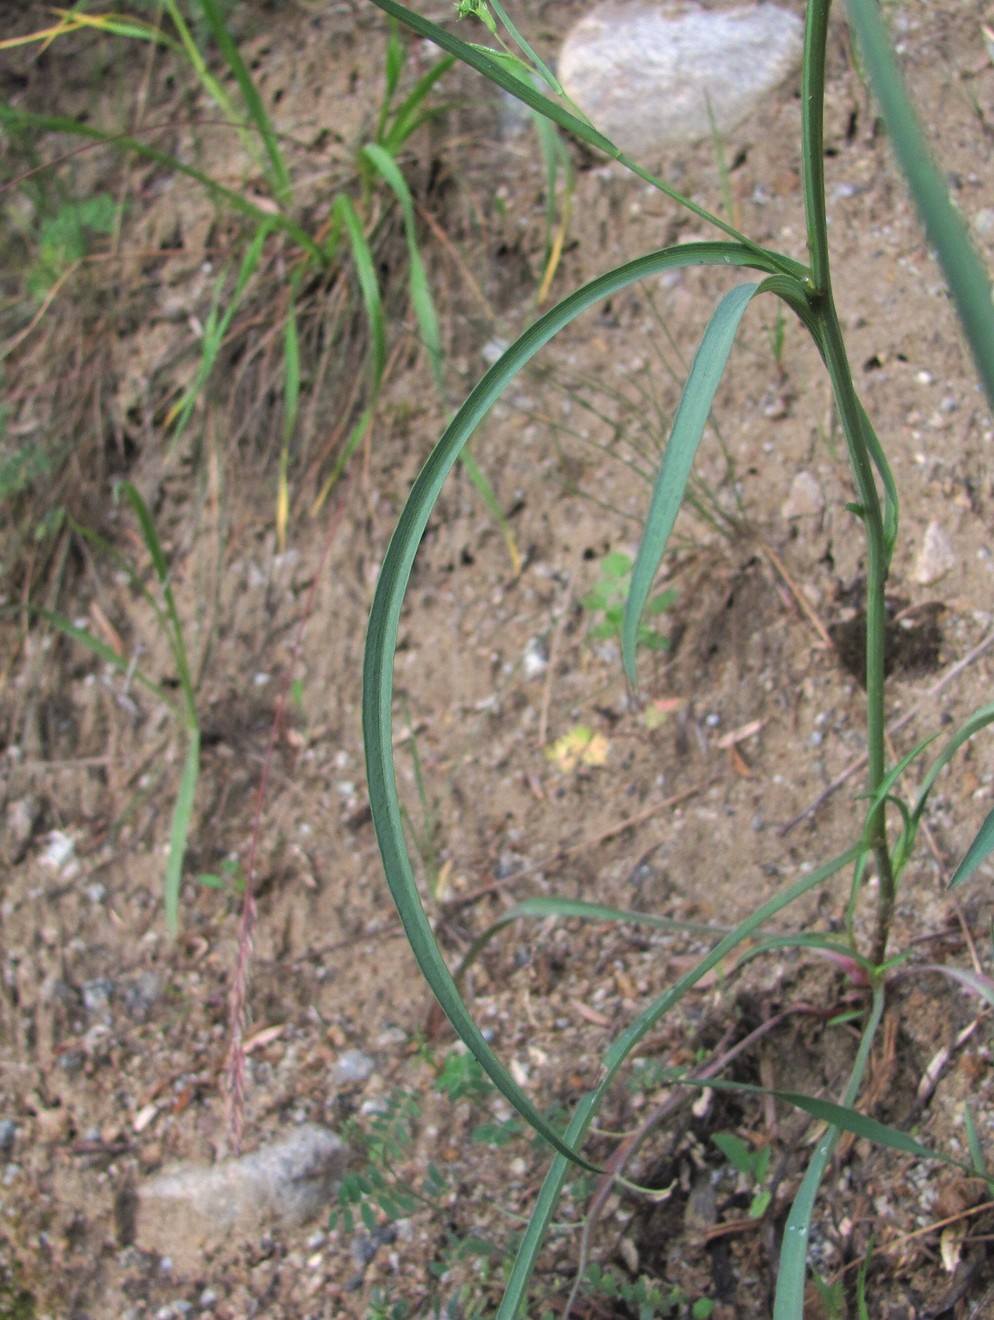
4, 2, 994, 1316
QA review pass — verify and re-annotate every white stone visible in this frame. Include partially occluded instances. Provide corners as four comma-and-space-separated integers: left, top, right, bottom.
126, 1124, 347, 1270
781, 470, 825, 520
914, 519, 957, 586
560, 2, 804, 158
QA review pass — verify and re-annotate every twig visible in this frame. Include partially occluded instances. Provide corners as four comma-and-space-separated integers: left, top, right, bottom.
538, 580, 572, 749
756, 536, 834, 650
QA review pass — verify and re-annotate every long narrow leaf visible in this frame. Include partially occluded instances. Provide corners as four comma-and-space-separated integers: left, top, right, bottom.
195, 0, 292, 205
117, 482, 197, 719
951, 802, 994, 888
623, 281, 760, 685
164, 731, 201, 937
0, 107, 322, 263
360, 142, 442, 389
498, 843, 864, 1317
487, 0, 565, 98
169, 221, 274, 437
369, 0, 769, 254
846, 0, 994, 409
913, 702, 994, 825
363, 242, 791, 1172
334, 195, 386, 390
774, 984, 885, 1320
35, 609, 173, 710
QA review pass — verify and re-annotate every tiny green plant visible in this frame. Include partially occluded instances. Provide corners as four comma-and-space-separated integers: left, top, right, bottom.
581, 551, 675, 652
584, 1264, 714, 1320
711, 1131, 772, 1219
361, 0, 994, 1316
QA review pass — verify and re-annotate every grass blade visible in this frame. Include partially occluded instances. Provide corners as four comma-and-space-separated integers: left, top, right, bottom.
487, 0, 565, 98
164, 730, 201, 937
912, 702, 994, 826
333, 194, 387, 391
379, 53, 455, 154
34, 609, 173, 709
369, 0, 767, 252
168, 221, 274, 436
497, 844, 864, 1317
363, 241, 789, 1173
360, 142, 442, 389
774, 984, 885, 1320
846, 0, 994, 408
951, 802, 994, 888
0, 106, 322, 262
193, 0, 293, 206
622, 281, 761, 686
116, 481, 196, 716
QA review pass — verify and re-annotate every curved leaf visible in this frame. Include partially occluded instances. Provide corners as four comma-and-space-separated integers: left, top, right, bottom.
363, 241, 794, 1170
913, 702, 994, 826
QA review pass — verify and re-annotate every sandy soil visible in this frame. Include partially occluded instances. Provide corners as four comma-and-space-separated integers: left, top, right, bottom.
3, 1, 994, 1316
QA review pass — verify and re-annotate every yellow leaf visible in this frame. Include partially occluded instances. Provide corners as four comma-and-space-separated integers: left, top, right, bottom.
546, 724, 609, 772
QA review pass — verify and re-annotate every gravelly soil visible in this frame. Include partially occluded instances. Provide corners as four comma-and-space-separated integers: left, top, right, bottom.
4, 2, 994, 1316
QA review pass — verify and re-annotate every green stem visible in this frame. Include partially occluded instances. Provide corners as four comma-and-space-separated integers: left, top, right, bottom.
802, 0, 894, 965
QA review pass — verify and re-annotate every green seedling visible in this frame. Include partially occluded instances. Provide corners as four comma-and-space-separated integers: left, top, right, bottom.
195, 856, 246, 897
712, 1131, 772, 1219
584, 1264, 714, 1320
581, 551, 675, 652
27, 191, 118, 296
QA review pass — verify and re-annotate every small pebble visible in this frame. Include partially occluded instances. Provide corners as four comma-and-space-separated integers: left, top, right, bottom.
522, 637, 548, 679
914, 519, 957, 586
0, 1122, 17, 1154
782, 470, 825, 519
332, 1049, 375, 1085
82, 978, 115, 1017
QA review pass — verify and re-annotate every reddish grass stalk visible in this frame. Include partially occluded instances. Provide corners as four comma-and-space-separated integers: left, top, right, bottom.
224, 487, 349, 1154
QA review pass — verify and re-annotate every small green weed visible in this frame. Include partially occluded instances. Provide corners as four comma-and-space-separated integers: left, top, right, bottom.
581, 551, 675, 651
584, 1264, 714, 1320
711, 1131, 772, 1219
27, 191, 118, 296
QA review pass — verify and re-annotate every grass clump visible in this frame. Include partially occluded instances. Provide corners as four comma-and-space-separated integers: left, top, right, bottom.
362, 1, 994, 1315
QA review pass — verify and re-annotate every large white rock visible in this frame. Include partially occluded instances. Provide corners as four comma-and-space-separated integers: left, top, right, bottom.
123, 1123, 348, 1271
560, 2, 804, 158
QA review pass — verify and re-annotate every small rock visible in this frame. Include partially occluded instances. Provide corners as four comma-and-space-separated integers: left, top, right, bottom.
126, 1123, 348, 1272
914, 519, 957, 586
123, 972, 162, 1023
0, 1121, 18, 1154
973, 208, 994, 239
39, 829, 78, 876
332, 1049, 376, 1086
5, 796, 38, 862
781, 470, 825, 520
560, 1, 803, 158
522, 637, 548, 679
82, 978, 115, 1018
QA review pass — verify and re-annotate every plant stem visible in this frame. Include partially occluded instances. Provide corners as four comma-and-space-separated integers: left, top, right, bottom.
801, 0, 894, 965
